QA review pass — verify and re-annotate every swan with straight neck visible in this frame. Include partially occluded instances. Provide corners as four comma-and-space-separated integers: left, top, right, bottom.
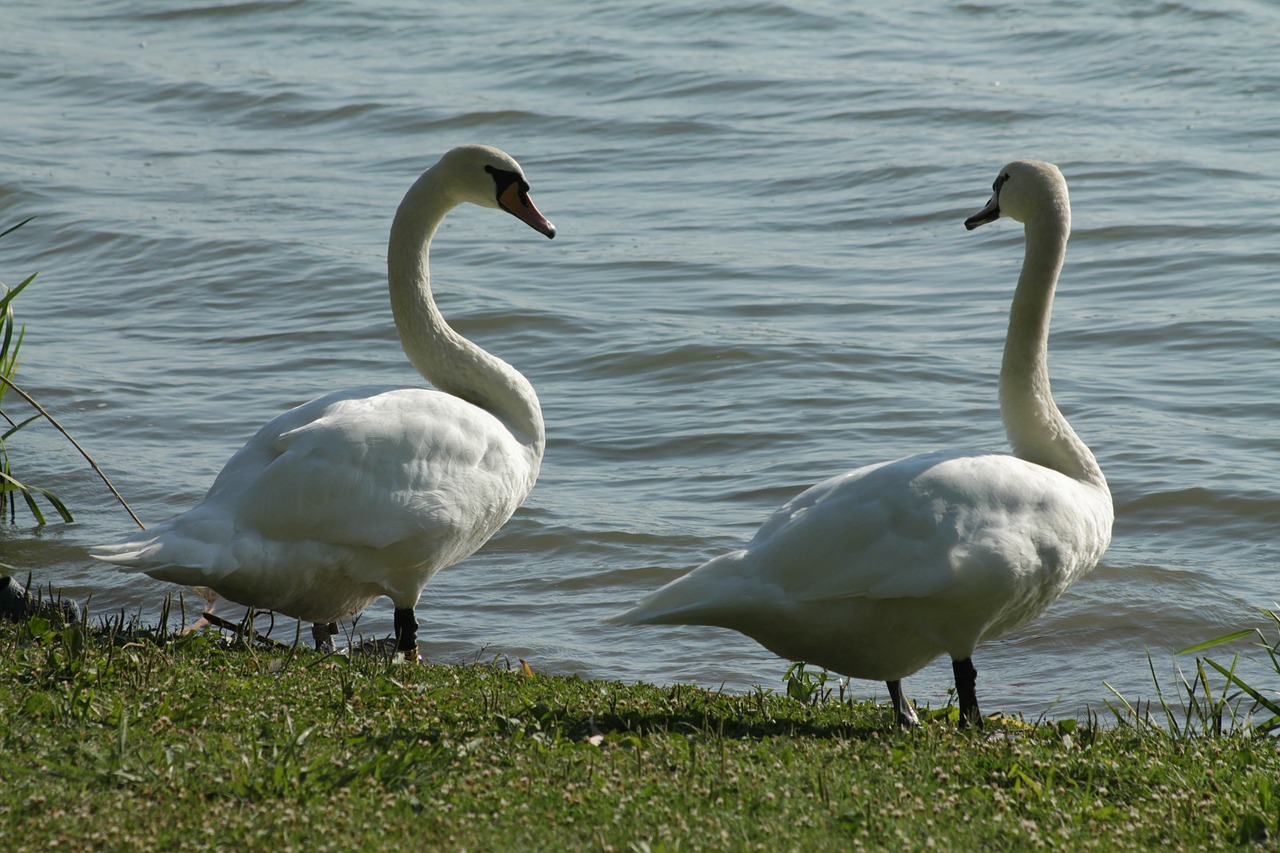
612, 160, 1113, 728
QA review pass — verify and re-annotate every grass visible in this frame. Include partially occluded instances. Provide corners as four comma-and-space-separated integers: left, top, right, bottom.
1092, 607, 1280, 746
0, 218, 74, 530
1, 605, 1276, 851
1166, 609, 1280, 738
0, 216, 73, 527
1, 217, 143, 547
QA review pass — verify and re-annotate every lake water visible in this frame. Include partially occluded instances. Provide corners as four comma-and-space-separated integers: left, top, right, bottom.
2, 0, 1277, 721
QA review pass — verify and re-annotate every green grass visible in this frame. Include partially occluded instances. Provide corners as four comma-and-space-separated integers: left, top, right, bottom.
1, 611, 1276, 851
1, 218, 73, 532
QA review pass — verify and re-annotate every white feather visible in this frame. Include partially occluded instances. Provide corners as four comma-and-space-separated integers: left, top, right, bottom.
93, 145, 557, 645
614, 160, 1113, 723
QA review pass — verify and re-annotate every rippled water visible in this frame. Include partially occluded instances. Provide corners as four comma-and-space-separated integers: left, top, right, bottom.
2, 0, 1278, 719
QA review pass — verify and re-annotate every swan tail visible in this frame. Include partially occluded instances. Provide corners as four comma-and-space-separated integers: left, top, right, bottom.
89, 524, 230, 587
609, 550, 769, 629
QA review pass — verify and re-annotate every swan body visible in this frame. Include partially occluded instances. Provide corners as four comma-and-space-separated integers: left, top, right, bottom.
614, 160, 1113, 726
93, 144, 557, 658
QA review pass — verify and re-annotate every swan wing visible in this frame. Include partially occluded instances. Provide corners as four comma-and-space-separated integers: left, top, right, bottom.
237, 386, 530, 552
94, 385, 534, 582
735, 450, 1108, 605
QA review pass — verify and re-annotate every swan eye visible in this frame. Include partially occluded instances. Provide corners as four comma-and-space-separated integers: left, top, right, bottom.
993, 172, 1010, 195
485, 165, 525, 194
485, 165, 532, 212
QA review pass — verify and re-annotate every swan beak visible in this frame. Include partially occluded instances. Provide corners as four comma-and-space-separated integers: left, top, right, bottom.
965, 193, 1001, 230
499, 183, 557, 239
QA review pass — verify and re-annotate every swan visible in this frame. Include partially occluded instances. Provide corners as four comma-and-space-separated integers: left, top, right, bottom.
612, 160, 1112, 727
92, 144, 557, 660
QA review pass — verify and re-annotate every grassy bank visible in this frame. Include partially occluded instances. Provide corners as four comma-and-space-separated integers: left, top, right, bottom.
0, 614, 1276, 851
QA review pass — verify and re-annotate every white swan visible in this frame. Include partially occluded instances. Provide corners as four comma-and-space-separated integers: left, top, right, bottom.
93, 144, 557, 659
612, 160, 1113, 727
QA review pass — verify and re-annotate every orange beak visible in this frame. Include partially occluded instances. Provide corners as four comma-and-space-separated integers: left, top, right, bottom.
499, 182, 556, 239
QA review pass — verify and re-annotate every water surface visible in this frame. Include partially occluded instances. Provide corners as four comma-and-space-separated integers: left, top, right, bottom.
2, 0, 1278, 719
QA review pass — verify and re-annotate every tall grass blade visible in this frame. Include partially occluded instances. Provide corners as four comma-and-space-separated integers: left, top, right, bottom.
1143, 650, 1183, 736
0, 469, 71, 524
2, 413, 42, 439
1177, 630, 1257, 656
0, 222, 142, 528
0, 372, 141, 527
1202, 658, 1280, 721
0, 217, 34, 242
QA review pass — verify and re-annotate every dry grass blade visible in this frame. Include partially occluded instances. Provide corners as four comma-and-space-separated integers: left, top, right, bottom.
1, 217, 144, 530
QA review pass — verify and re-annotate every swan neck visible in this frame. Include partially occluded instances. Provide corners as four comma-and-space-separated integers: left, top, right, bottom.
999, 212, 1105, 490
385, 167, 545, 458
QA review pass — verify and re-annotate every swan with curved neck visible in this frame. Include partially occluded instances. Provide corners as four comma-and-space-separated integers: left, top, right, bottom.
94, 144, 556, 659
613, 160, 1112, 727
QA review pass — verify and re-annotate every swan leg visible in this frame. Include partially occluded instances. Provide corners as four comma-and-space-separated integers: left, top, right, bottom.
311, 621, 338, 652
887, 679, 920, 728
952, 657, 983, 728
179, 596, 216, 635
393, 607, 420, 662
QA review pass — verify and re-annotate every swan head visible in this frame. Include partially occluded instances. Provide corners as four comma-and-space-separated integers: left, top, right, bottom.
436, 144, 556, 239
964, 160, 1068, 231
